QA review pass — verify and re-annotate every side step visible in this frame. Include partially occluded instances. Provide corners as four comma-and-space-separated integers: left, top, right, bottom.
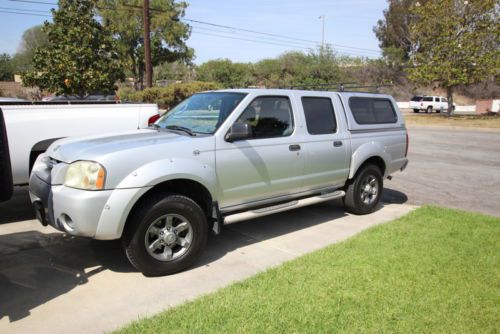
223, 190, 345, 225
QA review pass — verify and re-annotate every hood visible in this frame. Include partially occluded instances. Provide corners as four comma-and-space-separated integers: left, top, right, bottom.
47, 129, 193, 163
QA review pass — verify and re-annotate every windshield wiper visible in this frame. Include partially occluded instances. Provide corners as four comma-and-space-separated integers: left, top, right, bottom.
165, 125, 196, 136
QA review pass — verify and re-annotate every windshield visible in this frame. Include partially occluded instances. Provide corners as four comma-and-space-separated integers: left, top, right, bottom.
155, 92, 247, 134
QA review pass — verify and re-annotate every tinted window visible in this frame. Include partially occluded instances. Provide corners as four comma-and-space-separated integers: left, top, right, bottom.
236, 96, 293, 139
411, 96, 422, 102
349, 97, 397, 124
423, 96, 433, 102
301, 97, 337, 135
435, 97, 440, 102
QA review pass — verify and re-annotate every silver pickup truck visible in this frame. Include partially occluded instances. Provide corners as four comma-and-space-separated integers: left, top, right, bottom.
29, 89, 408, 276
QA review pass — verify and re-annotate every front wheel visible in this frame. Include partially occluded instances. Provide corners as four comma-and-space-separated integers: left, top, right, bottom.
344, 164, 383, 215
122, 194, 208, 276
426, 106, 432, 113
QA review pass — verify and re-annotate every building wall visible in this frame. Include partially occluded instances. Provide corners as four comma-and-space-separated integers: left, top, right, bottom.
0, 81, 23, 97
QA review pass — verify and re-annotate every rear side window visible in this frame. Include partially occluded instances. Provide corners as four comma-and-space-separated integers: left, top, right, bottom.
423, 96, 433, 102
348, 97, 397, 124
411, 96, 422, 101
435, 97, 440, 102
301, 97, 337, 135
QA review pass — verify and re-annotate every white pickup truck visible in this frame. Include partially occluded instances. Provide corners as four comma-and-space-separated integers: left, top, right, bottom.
0, 102, 159, 201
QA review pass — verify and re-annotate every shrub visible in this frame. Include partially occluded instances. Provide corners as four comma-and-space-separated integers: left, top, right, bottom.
128, 81, 221, 109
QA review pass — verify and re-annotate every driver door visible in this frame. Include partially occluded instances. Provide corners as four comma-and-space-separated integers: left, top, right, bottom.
215, 95, 305, 210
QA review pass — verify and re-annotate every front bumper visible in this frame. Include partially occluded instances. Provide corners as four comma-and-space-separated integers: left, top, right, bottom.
29, 172, 151, 240
30, 173, 113, 237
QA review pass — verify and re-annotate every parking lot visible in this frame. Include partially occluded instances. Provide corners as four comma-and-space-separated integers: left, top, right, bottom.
0, 125, 499, 333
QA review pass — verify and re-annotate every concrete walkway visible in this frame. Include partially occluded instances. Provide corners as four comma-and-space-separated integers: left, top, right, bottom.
0, 201, 415, 334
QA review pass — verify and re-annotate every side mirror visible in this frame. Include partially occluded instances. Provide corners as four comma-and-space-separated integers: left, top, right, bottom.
225, 123, 252, 142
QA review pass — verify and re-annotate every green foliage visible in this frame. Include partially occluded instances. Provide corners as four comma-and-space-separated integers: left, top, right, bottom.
18, 25, 48, 56
116, 206, 500, 333
195, 47, 345, 89
0, 53, 14, 81
374, 0, 420, 60
22, 0, 124, 98
407, 0, 499, 113
196, 59, 253, 88
154, 61, 194, 82
128, 81, 221, 109
99, 0, 193, 89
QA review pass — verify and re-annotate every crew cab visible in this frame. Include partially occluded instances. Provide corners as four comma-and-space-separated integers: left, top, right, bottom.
0, 102, 159, 201
410, 95, 455, 113
29, 89, 409, 276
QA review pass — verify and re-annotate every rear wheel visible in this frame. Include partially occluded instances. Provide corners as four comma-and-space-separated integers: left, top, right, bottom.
413, 109, 419, 113
122, 194, 208, 276
344, 164, 383, 215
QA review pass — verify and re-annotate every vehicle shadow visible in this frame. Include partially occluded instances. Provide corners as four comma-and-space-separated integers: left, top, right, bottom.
0, 231, 134, 323
0, 189, 407, 323
0, 187, 35, 225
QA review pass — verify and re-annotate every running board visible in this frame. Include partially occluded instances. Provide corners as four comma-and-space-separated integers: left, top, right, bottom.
223, 190, 345, 224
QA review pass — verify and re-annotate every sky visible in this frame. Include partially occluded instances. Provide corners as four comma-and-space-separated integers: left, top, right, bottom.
0, 0, 387, 64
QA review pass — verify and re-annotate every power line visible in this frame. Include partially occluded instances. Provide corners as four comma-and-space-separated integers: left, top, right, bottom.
7, 0, 57, 5
0, 9, 50, 17
190, 29, 374, 58
2, 2, 381, 56
0, 6, 50, 13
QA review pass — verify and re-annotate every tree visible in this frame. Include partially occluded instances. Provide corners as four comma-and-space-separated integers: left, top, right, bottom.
374, 0, 422, 60
407, 0, 499, 115
18, 25, 48, 55
22, 0, 124, 98
10, 25, 49, 73
99, 0, 193, 90
0, 54, 14, 81
196, 59, 253, 88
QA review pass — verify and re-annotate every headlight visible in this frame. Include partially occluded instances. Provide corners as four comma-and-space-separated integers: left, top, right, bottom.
64, 161, 106, 190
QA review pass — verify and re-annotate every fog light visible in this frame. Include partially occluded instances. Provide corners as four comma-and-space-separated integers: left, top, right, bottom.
59, 213, 75, 231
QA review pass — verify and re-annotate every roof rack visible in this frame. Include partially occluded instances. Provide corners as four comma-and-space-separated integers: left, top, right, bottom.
284, 82, 393, 93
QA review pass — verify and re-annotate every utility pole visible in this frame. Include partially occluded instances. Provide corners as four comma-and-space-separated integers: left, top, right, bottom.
143, 0, 153, 88
319, 15, 325, 50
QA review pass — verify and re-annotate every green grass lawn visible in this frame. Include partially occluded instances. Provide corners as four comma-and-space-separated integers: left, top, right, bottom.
116, 206, 499, 334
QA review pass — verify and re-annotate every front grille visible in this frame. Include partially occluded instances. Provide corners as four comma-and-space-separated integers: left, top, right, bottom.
0, 108, 13, 201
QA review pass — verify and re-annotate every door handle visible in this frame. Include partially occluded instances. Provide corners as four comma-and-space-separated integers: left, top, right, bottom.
289, 144, 301, 151
333, 141, 343, 147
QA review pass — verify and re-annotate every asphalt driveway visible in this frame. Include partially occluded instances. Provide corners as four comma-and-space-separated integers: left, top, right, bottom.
386, 126, 500, 217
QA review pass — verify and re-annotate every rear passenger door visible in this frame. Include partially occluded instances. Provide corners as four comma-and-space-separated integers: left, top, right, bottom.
299, 95, 349, 191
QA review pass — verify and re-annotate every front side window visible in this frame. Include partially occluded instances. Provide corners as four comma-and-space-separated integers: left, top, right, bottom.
236, 96, 294, 139
441, 97, 448, 102
156, 92, 246, 134
349, 97, 397, 124
302, 97, 337, 135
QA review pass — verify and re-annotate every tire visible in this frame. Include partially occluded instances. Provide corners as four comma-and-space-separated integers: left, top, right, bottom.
426, 106, 432, 113
413, 109, 419, 113
122, 194, 208, 276
0, 109, 13, 202
343, 164, 383, 215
